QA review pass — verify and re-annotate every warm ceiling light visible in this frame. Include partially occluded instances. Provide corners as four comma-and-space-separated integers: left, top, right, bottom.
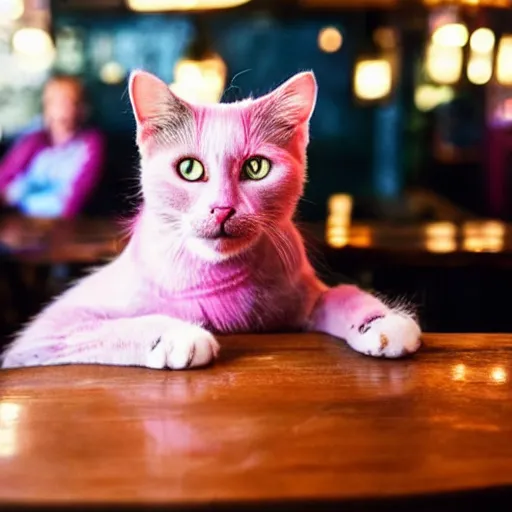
467, 52, 493, 85
463, 235, 504, 252
12, 28, 55, 58
354, 59, 392, 101
425, 222, 457, 253
327, 194, 353, 220
463, 221, 505, 238
496, 35, 512, 85
318, 27, 342, 53
432, 23, 469, 47
426, 43, 463, 84
470, 28, 495, 53
373, 27, 397, 50
12, 27, 56, 72
414, 84, 454, 111
170, 54, 227, 104
100, 61, 127, 85
126, 0, 251, 11
1, 0, 24, 20
425, 237, 457, 253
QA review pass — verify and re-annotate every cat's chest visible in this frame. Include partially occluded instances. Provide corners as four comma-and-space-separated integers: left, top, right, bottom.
150, 273, 307, 333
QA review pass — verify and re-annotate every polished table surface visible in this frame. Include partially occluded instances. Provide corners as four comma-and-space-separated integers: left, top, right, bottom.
1, 333, 511, 510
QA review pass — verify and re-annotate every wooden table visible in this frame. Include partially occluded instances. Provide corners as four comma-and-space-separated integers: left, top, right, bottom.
1, 333, 511, 510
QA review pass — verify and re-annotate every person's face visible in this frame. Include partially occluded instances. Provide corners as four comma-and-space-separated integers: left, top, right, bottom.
43, 80, 83, 134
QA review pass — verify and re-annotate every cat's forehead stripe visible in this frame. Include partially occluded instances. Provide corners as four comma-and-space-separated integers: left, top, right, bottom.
195, 105, 249, 158
196, 101, 294, 150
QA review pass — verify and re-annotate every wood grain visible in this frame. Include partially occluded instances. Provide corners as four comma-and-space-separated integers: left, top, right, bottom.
0, 333, 511, 509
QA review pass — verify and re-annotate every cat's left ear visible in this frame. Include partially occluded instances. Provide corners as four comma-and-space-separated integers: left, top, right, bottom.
258, 71, 318, 126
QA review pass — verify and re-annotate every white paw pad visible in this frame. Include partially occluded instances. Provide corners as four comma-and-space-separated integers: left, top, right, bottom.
354, 313, 421, 359
146, 324, 220, 370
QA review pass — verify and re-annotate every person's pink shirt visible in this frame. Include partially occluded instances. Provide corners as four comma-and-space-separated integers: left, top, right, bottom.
0, 128, 104, 218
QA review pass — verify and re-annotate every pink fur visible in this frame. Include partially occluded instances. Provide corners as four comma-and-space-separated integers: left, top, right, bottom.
1, 71, 421, 369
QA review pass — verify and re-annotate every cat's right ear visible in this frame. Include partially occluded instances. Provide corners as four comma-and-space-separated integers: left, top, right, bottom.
128, 70, 193, 146
129, 70, 173, 126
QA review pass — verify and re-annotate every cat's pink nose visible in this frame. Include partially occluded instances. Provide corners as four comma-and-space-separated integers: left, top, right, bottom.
211, 206, 236, 225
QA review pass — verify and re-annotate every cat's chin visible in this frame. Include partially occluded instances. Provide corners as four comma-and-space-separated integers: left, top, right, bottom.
186, 236, 255, 262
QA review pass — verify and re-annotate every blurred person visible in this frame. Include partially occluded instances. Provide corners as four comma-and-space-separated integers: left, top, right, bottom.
0, 75, 104, 218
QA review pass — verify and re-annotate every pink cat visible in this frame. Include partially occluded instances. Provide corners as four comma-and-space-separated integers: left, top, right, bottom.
1, 70, 421, 370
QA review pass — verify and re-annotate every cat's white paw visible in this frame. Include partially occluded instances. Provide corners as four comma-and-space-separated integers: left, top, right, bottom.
350, 313, 421, 359
146, 323, 220, 370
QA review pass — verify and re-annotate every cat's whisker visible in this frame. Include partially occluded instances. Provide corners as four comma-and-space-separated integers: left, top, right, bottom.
276, 234, 296, 278
276, 229, 298, 276
259, 220, 296, 280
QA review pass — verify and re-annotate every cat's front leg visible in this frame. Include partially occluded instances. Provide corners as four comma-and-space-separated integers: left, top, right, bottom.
307, 285, 421, 358
2, 314, 219, 370
146, 318, 220, 370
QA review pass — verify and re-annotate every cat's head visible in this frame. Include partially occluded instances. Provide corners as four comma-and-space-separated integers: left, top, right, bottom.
129, 69, 317, 261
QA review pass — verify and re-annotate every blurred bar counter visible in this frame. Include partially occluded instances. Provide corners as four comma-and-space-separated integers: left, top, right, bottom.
0, 214, 510, 265
0, 215, 125, 265
2, 213, 512, 333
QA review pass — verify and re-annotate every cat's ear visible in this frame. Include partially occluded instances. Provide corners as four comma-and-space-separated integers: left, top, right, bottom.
259, 71, 318, 125
128, 70, 193, 145
129, 70, 173, 125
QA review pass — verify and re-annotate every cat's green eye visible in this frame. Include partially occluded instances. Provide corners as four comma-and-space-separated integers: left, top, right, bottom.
242, 157, 271, 181
177, 158, 205, 182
